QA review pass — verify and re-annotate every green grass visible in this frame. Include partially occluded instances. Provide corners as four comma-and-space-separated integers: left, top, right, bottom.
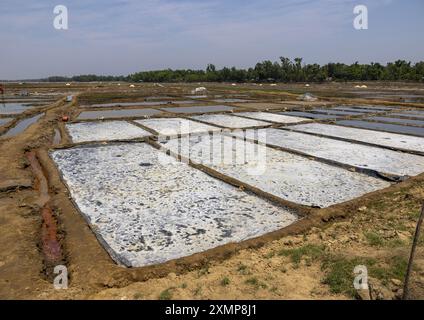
278, 244, 326, 266
321, 256, 377, 297
365, 232, 385, 247
193, 286, 202, 296
364, 231, 407, 248
220, 277, 230, 286
321, 254, 410, 296
237, 263, 250, 275
159, 288, 173, 300
245, 277, 259, 286
244, 277, 267, 290
197, 264, 210, 277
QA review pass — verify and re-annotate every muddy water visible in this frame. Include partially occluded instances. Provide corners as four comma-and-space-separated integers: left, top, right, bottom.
86, 100, 195, 108
336, 120, 424, 137
86, 101, 171, 108
53, 128, 62, 145
367, 116, 424, 127
0, 118, 13, 126
279, 111, 343, 120
332, 107, 387, 113
186, 95, 208, 99
77, 108, 163, 120
3, 113, 44, 138
0, 103, 36, 115
313, 108, 366, 116
160, 105, 235, 114
213, 99, 249, 103
389, 112, 424, 119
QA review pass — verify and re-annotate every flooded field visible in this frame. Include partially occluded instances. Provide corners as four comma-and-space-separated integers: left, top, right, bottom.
332, 106, 388, 113
82, 97, 196, 108
191, 114, 271, 128
367, 116, 424, 127
159, 105, 235, 114
312, 108, 367, 116
233, 112, 309, 124
389, 112, 424, 119
2, 113, 44, 138
335, 119, 424, 137
77, 108, 163, 120
280, 111, 343, 120
0, 103, 40, 115
0, 118, 13, 127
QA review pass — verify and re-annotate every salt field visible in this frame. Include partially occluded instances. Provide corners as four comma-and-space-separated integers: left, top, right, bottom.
335, 120, 424, 136
233, 112, 309, 124
66, 121, 152, 143
77, 108, 163, 120
191, 114, 270, 128
135, 118, 221, 136
159, 133, 391, 207
50, 143, 299, 267
230, 128, 424, 178
290, 123, 424, 153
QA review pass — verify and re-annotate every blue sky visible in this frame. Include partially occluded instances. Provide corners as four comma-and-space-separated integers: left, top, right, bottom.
1, 0, 423, 79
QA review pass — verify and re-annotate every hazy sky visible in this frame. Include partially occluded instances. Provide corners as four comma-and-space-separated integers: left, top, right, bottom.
1, 0, 423, 79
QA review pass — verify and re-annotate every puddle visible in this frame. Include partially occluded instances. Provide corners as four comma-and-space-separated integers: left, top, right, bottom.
233, 112, 309, 124
367, 116, 424, 127
135, 118, 221, 136
160, 133, 390, 207
191, 114, 270, 129
145, 96, 171, 100
160, 105, 235, 114
312, 108, 365, 116
213, 99, 249, 103
402, 110, 424, 116
233, 102, 287, 110
53, 128, 62, 145
77, 109, 163, 120
279, 111, 343, 120
0, 103, 38, 115
336, 120, 424, 137
85, 100, 195, 108
0, 118, 13, 127
85, 101, 171, 108
390, 112, 424, 119
332, 107, 387, 113
3, 113, 44, 138
290, 123, 424, 153
66, 121, 152, 143
186, 95, 208, 99
230, 128, 424, 177
50, 143, 298, 267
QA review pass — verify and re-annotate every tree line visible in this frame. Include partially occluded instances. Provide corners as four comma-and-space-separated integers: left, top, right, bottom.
42, 57, 424, 83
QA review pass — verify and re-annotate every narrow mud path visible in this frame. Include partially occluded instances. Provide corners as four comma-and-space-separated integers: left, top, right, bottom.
26, 151, 63, 277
